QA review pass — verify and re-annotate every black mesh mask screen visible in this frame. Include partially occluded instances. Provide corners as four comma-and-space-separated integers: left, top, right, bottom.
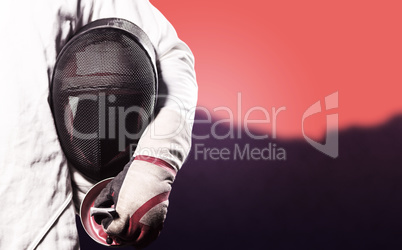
51, 19, 157, 181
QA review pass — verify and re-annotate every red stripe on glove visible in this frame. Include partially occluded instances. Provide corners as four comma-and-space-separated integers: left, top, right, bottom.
135, 155, 177, 176
130, 191, 170, 224
125, 191, 170, 239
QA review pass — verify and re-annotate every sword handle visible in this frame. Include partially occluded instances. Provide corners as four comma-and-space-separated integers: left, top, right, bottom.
90, 207, 117, 220
90, 207, 117, 245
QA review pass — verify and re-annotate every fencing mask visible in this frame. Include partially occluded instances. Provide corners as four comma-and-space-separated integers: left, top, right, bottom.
50, 18, 157, 181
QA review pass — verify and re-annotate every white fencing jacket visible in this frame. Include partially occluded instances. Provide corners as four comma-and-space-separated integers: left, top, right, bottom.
0, 0, 197, 249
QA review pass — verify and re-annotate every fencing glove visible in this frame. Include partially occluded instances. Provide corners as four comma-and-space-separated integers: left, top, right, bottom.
93, 155, 176, 247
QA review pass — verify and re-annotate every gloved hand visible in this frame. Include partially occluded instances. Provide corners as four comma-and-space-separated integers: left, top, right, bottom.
93, 155, 176, 248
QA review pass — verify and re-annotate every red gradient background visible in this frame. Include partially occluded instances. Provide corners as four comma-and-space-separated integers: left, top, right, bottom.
153, 0, 402, 139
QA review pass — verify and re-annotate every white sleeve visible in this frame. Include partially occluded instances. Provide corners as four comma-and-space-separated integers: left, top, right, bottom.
77, 0, 198, 171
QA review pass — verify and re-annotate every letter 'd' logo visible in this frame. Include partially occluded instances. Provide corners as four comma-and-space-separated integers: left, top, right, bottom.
302, 92, 339, 158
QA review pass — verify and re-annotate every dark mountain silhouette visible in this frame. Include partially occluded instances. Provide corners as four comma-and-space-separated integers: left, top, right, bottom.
78, 112, 402, 250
